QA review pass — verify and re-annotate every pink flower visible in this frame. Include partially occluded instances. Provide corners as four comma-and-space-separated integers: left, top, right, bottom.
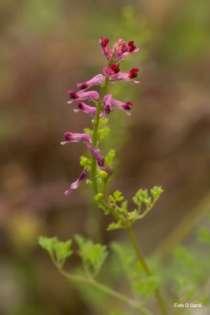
113, 39, 139, 61
67, 90, 99, 104
99, 37, 139, 62
103, 94, 133, 114
77, 74, 105, 90
61, 132, 92, 145
99, 37, 112, 60
103, 63, 120, 76
87, 144, 105, 167
110, 67, 140, 83
73, 102, 97, 115
61, 131, 105, 169
64, 170, 87, 196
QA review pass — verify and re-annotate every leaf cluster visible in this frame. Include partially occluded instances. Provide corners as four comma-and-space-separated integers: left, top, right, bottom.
75, 235, 108, 276
97, 186, 163, 231
38, 235, 108, 278
38, 236, 72, 268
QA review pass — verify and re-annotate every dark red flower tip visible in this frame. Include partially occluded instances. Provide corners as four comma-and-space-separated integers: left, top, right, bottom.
100, 37, 109, 47
98, 157, 105, 167
64, 131, 72, 141
128, 41, 136, 52
78, 83, 88, 90
79, 170, 88, 181
121, 43, 128, 53
129, 67, 139, 78
68, 91, 78, 99
104, 104, 111, 114
124, 101, 133, 110
78, 103, 84, 110
110, 63, 120, 73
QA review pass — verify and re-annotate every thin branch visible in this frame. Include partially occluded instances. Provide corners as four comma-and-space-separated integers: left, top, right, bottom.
55, 266, 152, 315
127, 226, 168, 315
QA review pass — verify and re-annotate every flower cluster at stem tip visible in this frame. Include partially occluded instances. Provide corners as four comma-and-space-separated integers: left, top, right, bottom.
61, 37, 140, 196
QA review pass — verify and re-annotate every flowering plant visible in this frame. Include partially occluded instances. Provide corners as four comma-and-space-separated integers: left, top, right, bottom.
39, 36, 168, 315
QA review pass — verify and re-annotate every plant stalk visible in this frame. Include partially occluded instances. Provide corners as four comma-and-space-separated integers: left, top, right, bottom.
91, 78, 109, 194
57, 267, 151, 315
88, 79, 109, 237
127, 226, 168, 315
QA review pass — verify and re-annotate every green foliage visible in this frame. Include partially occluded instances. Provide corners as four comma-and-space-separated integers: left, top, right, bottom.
111, 242, 137, 278
39, 235, 108, 278
97, 170, 109, 180
111, 243, 159, 298
105, 149, 116, 167
94, 192, 104, 203
80, 155, 92, 171
133, 186, 163, 208
133, 189, 152, 207
93, 170, 109, 193
105, 187, 163, 231
84, 127, 93, 137
172, 246, 200, 297
38, 236, 72, 268
106, 190, 134, 230
98, 117, 111, 141
75, 235, 108, 277
174, 244, 209, 280
133, 273, 159, 298
75, 282, 109, 313
163, 244, 210, 303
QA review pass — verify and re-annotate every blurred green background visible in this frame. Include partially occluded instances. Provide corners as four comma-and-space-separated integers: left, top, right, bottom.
0, 0, 210, 314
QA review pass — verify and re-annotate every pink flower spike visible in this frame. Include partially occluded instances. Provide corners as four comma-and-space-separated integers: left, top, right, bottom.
74, 102, 97, 115
61, 131, 92, 145
64, 170, 88, 196
99, 36, 113, 60
103, 94, 133, 115
67, 90, 99, 104
77, 74, 105, 90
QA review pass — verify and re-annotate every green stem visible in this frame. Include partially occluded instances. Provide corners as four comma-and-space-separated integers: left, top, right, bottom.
127, 226, 168, 315
91, 79, 109, 194
91, 102, 101, 194
88, 79, 109, 237
57, 267, 151, 315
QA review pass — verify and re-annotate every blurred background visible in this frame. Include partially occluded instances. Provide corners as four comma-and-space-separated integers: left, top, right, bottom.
0, 0, 210, 314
